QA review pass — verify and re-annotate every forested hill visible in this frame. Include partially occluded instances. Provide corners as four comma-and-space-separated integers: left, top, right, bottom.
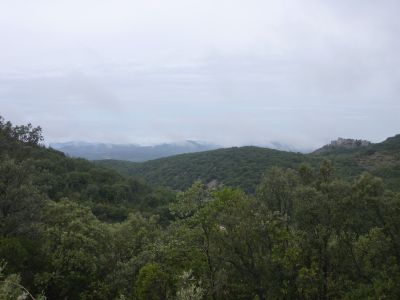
314, 134, 400, 190
2, 117, 400, 299
0, 117, 174, 222
96, 146, 308, 193
97, 134, 400, 193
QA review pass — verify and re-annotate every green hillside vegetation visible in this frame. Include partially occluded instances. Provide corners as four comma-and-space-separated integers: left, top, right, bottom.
314, 135, 400, 190
0, 117, 174, 223
96, 147, 308, 193
97, 135, 400, 193
1, 116, 400, 299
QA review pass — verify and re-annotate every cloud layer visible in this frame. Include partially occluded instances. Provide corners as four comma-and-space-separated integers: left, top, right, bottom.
1, 0, 400, 148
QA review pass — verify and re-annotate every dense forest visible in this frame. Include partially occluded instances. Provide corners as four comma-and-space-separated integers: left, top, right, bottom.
96, 134, 400, 194
1, 117, 400, 299
96, 147, 307, 193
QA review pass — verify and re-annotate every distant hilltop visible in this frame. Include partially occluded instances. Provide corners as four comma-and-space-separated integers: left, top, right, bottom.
314, 137, 372, 153
49, 140, 220, 162
330, 138, 371, 148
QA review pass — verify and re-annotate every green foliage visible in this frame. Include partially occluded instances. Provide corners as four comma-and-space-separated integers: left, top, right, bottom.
204, 189, 299, 299
1, 116, 400, 299
0, 117, 173, 223
97, 146, 306, 193
0, 261, 45, 300
0, 116, 43, 146
36, 200, 110, 299
134, 263, 169, 300
0, 158, 45, 236
169, 181, 211, 219
257, 167, 298, 216
98, 134, 400, 193
175, 270, 204, 300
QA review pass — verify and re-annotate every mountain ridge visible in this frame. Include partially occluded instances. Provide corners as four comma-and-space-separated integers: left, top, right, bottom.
313, 137, 372, 154
50, 140, 219, 162
96, 134, 400, 193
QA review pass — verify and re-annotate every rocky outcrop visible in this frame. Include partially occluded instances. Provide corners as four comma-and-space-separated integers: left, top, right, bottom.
314, 138, 372, 153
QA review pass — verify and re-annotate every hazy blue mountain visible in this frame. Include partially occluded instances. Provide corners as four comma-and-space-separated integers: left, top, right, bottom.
49, 140, 220, 161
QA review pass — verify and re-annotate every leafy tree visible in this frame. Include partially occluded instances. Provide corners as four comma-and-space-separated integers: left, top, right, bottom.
134, 263, 169, 300
36, 200, 111, 299
206, 188, 299, 299
169, 180, 210, 219
298, 163, 315, 185
175, 270, 204, 300
0, 158, 44, 236
257, 167, 298, 218
0, 261, 45, 300
105, 213, 161, 298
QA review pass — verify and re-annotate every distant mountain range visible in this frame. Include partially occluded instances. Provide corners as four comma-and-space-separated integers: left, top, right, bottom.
96, 134, 400, 193
49, 140, 219, 162
50, 139, 315, 162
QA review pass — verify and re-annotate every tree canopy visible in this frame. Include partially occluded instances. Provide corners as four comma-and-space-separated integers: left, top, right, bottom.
1, 117, 400, 299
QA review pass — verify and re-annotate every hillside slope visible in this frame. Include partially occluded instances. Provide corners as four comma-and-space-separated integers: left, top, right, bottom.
97, 135, 400, 192
314, 134, 400, 190
0, 118, 174, 222
97, 147, 308, 193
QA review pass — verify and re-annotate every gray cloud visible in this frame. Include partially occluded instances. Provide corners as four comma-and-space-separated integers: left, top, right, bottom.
1, 0, 399, 149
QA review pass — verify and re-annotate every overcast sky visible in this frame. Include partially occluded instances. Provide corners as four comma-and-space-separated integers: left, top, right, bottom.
1, 0, 400, 149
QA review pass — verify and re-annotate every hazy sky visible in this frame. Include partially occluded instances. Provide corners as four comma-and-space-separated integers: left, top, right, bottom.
1, 0, 400, 149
